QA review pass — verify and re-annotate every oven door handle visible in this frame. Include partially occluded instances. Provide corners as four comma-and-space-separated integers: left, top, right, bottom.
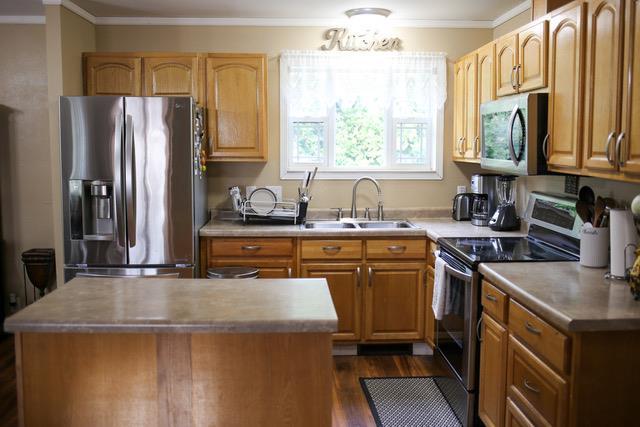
444, 263, 472, 283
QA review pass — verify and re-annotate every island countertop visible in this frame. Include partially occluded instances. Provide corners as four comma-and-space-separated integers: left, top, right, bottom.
3, 277, 338, 334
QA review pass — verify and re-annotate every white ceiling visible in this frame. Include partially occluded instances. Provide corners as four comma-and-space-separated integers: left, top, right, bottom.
2, 0, 529, 23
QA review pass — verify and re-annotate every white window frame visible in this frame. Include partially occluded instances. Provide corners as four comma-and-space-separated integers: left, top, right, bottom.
279, 53, 445, 181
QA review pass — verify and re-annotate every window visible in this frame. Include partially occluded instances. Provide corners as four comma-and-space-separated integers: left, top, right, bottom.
280, 50, 447, 180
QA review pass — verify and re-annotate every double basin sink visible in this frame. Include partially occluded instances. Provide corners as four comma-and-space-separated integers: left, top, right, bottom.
303, 220, 417, 229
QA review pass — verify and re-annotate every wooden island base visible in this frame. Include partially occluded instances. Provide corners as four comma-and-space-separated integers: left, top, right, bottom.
16, 332, 332, 427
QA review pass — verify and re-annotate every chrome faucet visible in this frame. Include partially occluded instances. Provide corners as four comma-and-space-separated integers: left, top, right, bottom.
350, 176, 384, 220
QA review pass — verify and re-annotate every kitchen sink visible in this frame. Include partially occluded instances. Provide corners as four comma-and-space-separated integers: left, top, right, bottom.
357, 221, 417, 229
303, 221, 357, 229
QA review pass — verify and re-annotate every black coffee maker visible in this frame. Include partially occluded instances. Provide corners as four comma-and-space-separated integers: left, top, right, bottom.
489, 175, 521, 231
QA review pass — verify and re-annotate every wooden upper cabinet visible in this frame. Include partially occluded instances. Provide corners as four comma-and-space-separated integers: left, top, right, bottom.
206, 54, 268, 162
620, 0, 640, 175
364, 262, 425, 341
464, 53, 479, 159
496, 34, 519, 97
518, 20, 549, 92
453, 58, 467, 160
583, 0, 625, 172
478, 42, 497, 106
478, 313, 508, 427
142, 55, 200, 102
546, 2, 587, 171
301, 263, 362, 341
85, 56, 142, 96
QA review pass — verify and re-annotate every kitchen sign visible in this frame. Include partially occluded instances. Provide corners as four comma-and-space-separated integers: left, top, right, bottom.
320, 28, 402, 51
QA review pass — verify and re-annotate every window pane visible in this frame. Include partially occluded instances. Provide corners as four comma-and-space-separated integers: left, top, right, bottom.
395, 122, 430, 165
335, 98, 384, 167
292, 121, 325, 164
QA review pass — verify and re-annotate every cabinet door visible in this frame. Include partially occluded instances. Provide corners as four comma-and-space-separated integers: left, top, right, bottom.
477, 43, 496, 161
478, 314, 508, 427
496, 34, 519, 97
206, 54, 267, 161
620, 0, 640, 176
85, 56, 142, 96
364, 262, 425, 341
424, 265, 435, 347
453, 59, 467, 159
301, 263, 362, 341
583, 0, 625, 172
517, 21, 549, 92
464, 53, 479, 160
547, 3, 587, 170
143, 55, 200, 102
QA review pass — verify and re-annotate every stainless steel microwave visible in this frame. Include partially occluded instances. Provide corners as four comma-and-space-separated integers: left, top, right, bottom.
480, 93, 548, 175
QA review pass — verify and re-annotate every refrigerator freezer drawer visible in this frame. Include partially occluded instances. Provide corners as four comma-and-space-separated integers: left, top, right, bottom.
64, 266, 194, 282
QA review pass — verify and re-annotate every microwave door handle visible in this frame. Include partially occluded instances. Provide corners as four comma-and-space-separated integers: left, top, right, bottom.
114, 114, 126, 247
444, 263, 472, 283
508, 105, 520, 167
124, 115, 136, 247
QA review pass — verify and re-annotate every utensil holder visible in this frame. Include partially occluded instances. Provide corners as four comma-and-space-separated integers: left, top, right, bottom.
580, 226, 609, 268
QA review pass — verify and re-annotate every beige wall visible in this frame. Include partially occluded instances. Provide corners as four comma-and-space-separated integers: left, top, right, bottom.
493, 9, 532, 39
0, 24, 51, 310
96, 25, 492, 210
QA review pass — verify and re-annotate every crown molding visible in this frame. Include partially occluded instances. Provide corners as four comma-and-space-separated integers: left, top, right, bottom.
38, 0, 529, 29
0, 15, 45, 24
493, 0, 531, 27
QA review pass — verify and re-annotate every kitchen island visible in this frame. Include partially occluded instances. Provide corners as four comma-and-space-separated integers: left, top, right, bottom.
4, 277, 338, 427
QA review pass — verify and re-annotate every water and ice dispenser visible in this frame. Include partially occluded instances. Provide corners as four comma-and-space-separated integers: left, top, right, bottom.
69, 180, 114, 241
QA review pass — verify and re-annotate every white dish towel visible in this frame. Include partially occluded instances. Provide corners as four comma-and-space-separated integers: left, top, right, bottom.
432, 252, 447, 320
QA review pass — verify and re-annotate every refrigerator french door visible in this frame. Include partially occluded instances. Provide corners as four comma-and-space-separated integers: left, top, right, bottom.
60, 96, 206, 282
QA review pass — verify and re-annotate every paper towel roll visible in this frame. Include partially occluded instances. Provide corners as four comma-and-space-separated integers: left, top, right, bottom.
610, 209, 638, 278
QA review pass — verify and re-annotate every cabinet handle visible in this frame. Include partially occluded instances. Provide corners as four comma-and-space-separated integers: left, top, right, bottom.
461, 137, 467, 155
616, 132, 626, 166
510, 66, 517, 89
287, 267, 292, 278
356, 267, 361, 287
485, 294, 497, 302
474, 136, 480, 156
322, 246, 342, 253
542, 133, 550, 161
387, 245, 407, 254
515, 64, 521, 89
368, 267, 373, 287
476, 315, 484, 342
605, 132, 616, 165
241, 245, 261, 251
523, 378, 541, 394
525, 321, 541, 335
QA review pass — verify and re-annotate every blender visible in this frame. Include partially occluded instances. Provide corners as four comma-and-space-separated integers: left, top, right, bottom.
489, 175, 521, 231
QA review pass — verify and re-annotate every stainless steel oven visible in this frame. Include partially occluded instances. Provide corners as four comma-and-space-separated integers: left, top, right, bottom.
480, 93, 548, 175
434, 250, 480, 426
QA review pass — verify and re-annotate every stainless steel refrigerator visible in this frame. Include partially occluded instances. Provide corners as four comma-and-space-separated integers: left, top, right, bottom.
60, 96, 207, 282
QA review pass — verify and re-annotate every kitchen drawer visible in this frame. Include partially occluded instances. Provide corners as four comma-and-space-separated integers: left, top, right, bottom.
507, 335, 568, 427
208, 238, 294, 258
366, 239, 426, 260
482, 280, 509, 324
509, 300, 569, 373
301, 240, 362, 260
428, 240, 437, 267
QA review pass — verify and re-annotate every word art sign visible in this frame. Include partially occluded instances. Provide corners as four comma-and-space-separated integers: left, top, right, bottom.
320, 28, 402, 51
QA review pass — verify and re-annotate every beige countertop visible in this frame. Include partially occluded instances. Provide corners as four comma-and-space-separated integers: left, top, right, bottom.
479, 262, 640, 333
198, 217, 527, 240
3, 277, 338, 334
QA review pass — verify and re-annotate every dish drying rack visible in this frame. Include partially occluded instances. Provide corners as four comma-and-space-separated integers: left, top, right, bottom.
240, 199, 308, 224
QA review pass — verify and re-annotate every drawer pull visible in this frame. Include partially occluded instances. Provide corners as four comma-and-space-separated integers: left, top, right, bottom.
485, 294, 498, 302
287, 267, 292, 278
387, 245, 407, 254
523, 378, 541, 394
525, 322, 542, 335
322, 246, 342, 253
241, 245, 261, 251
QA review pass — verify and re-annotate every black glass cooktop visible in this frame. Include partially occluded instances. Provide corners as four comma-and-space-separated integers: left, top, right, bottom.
438, 236, 579, 267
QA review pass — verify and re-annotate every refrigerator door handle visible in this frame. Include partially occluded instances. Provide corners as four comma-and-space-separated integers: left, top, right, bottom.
114, 113, 126, 247
125, 114, 137, 247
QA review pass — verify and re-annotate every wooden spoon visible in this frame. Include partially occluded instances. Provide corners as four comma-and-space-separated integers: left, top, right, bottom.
593, 196, 606, 227
576, 200, 592, 224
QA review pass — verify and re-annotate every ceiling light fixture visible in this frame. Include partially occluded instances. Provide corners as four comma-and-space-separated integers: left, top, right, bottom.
345, 7, 392, 30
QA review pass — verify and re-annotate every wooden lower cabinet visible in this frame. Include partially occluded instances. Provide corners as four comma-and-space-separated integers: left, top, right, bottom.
479, 313, 508, 427
364, 262, 425, 341
301, 263, 362, 341
424, 265, 435, 346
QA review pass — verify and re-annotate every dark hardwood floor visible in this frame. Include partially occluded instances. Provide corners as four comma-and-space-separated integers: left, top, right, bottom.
0, 334, 17, 427
0, 335, 446, 427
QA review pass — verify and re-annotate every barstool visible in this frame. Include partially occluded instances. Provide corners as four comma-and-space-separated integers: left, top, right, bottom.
206, 266, 259, 279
